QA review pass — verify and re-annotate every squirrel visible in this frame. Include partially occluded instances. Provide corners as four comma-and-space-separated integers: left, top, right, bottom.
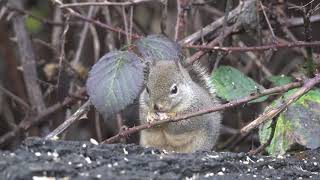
139, 60, 221, 153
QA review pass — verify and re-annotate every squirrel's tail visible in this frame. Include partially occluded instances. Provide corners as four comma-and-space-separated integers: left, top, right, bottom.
187, 62, 218, 98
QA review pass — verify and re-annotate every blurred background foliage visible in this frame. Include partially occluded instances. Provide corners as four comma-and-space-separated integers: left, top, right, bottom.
0, 0, 320, 154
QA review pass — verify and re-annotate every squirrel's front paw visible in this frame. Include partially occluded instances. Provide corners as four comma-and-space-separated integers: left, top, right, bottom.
147, 112, 173, 123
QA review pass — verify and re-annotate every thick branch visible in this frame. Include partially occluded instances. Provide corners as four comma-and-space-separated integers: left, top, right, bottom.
241, 73, 320, 134
9, 0, 45, 113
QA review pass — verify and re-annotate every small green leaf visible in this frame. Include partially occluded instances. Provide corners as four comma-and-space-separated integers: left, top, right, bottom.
268, 75, 293, 86
259, 89, 320, 156
211, 66, 266, 102
25, 1, 50, 33
136, 34, 182, 61
86, 51, 144, 117
26, 16, 42, 33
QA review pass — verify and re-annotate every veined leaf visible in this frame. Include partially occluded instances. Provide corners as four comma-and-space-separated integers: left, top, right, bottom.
211, 66, 266, 102
268, 75, 293, 86
86, 51, 144, 117
259, 89, 320, 156
136, 34, 182, 61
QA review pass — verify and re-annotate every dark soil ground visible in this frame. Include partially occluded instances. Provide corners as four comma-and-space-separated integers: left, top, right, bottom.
0, 138, 319, 180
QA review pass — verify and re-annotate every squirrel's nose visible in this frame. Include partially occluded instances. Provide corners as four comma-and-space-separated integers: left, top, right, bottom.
153, 103, 164, 111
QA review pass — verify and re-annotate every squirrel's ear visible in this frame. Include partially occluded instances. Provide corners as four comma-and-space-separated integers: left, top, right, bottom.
177, 61, 192, 81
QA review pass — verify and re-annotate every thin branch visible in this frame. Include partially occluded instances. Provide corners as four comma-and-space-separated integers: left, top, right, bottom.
174, 0, 190, 41
302, 4, 316, 76
183, 40, 320, 53
60, 0, 155, 8
0, 88, 86, 146
287, 15, 320, 27
179, 0, 255, 45
186, 23, 239, 64
72, 6, 95, 65
241, 73, 320, 134
50, 0, 142, 39
102, 81, 303, 144
122, 6, 130, 45
259, 1, 276, 42
213, 0, 233, 70
0, 85, 30, 110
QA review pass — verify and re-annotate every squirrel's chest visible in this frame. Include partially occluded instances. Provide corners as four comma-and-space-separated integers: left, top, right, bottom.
140, 127, 196, 150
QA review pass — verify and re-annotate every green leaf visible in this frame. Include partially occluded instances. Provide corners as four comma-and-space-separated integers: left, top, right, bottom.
26, 16, 42, 33
86, 51, 144, 117
25, 1, 50, 33
136, 34, 182, 61
268, 75, 293, 86
259, 89, 320, 156
211, 66, 266, 102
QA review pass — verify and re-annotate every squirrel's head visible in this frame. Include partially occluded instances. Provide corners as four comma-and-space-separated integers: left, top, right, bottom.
143, 60, 193, 113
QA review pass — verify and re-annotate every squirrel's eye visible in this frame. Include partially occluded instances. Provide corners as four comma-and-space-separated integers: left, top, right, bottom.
170, 84, 178, 94
146, 87, 150, 94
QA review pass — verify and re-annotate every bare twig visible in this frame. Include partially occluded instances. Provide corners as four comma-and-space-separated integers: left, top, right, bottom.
259, 1, 276, 42
72, 6, 95, 65
60, 0, 155, 8
0, 88, 86, 146
186, 23, 239, 64
302, 5, 316, 76
179, 0, 255, 45
51, 5, 63, 48
287, 15, 320, 27
122, 6, 130, 45
174, 0, 190, 41
0, 85, 30, 110
50, 0, 142, 39
102, 81, 302, 144
183, 40, 320, 53
214, 0, 233, 70
241, 73, 320, 134
45, 101, 91, 139
103, 7, 116, 51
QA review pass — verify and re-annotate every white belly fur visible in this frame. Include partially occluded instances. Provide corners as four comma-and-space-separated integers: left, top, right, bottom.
140, 128, 206, 153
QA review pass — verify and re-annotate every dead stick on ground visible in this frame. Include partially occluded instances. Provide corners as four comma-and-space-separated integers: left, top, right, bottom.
102, 81, 303, 144
241, 73, 320, 134
45, 100, 91, 139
